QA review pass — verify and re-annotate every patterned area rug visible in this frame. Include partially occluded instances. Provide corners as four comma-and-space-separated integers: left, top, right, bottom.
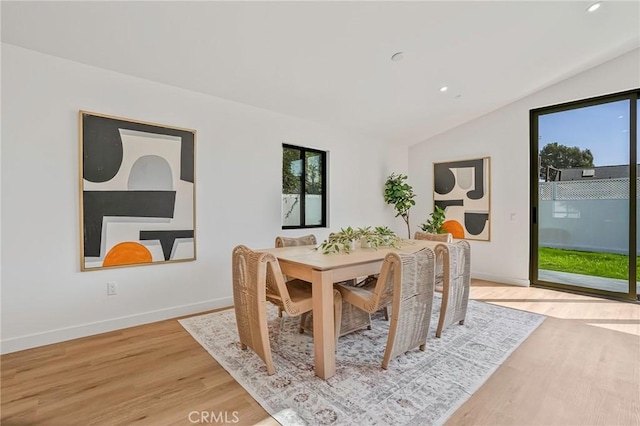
179, 294, 544, 426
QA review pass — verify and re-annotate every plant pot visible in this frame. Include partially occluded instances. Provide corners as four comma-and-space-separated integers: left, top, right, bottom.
360, 239, 372, 249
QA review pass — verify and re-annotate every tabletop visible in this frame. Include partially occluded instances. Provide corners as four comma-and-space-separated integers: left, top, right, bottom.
259, 239, 441, 271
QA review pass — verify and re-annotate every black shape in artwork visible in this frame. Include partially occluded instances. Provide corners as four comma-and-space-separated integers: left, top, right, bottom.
464, 212, 489, 236
83, 191, 176, 257
180, 138, 194, 183
435, 199, 464, 210
434, 163, 456, 195
139, 230, 194, 261
82, 113, 195, 184
434, 159, 485, 200
82, 114, 124, 183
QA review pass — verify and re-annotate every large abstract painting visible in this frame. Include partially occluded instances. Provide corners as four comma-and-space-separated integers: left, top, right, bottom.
433, 157, 490, 241
80, 111, 196, 270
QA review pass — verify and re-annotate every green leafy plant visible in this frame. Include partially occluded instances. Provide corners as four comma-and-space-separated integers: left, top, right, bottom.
419, 205, 447, 234
374, 225, 395, 237
318, 226, 359, 254
373, 226, 401, 248
357, 226, 377, 249
318, 226, 401, 254
358, 226, 401, 249
384, 173, 416, 238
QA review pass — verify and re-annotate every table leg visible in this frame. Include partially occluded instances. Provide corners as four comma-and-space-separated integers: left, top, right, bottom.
311, 269, 336, 380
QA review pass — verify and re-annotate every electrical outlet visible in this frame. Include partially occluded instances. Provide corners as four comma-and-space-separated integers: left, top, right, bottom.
107, 282, 117, 296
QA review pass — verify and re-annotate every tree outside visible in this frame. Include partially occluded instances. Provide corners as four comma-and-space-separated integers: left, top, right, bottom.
282, 148, 323, 224
283, 147, 301, 195
539, 142, 594, 181
282, 148, 322, 195
305, 152, 322, 195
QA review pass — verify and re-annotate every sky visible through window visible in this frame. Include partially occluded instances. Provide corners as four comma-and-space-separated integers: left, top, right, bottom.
538, 99, 630, 167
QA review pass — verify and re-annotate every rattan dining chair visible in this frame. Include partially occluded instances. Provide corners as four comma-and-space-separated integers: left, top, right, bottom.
232, 245, 343, 375
232, 245, 276, 375
336, 248, 436, 369
414, 231, 453, 243
275, 234, 369, 338
414, 231, 453, 292
434, 240, 471, 338
274, 234, 317, 248
274, 234, 317, 317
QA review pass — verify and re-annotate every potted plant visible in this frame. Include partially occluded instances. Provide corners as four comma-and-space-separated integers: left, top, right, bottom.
357, 226, 375, 248
374, 226, 401, 247
318, 226, 401, 254
419, 205, 447, 234
384, 173, 416, 238
358, 226, 394, 249
318, 226, 360, 254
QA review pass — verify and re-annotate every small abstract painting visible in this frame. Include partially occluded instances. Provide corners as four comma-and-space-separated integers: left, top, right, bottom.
80, 111, 196, 270
433, 157, 490, 241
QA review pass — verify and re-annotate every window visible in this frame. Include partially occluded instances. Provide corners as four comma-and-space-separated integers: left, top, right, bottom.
282, 144, 326, 228
531, 88, 639, 300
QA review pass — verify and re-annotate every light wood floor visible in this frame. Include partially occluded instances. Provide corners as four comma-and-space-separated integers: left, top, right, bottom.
2, 281, 639, 426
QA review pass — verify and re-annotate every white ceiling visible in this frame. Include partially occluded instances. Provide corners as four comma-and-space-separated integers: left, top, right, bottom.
2, 1, 639, 145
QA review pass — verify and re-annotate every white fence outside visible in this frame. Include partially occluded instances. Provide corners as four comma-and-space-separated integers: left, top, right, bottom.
539, 178, 639, 255
282, 194, 322, 227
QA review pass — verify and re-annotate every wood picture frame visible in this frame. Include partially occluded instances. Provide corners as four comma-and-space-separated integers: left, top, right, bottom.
79, 111, 196, 270
433, 157, 490, 241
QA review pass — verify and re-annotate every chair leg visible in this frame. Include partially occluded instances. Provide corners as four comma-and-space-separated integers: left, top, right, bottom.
278, 307, 283, 318
436, 284, 449, 338
333, 289, 343, 348
383, 307, 390, 321
299, 312, 309, 333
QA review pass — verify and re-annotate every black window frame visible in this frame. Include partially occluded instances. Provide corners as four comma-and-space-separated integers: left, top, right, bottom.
282, 143, 327, 229
529, 88, 639, 301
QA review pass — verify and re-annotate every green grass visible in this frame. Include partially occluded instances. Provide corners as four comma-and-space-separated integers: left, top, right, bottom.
539, 247, 639, 280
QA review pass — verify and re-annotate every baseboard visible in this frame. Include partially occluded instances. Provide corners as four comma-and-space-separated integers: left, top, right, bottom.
0, 297, 233, 355
472, 272, 530, 287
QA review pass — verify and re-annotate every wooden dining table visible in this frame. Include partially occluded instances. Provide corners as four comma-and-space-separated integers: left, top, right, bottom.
259, 239, 442, 380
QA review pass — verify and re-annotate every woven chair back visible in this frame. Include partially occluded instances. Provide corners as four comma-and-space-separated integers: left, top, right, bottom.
414, 231, 453, 242
275, 234, 317, 248
382, 247, 436, 368
231, 245, 274, 374
435, 240, 471, 328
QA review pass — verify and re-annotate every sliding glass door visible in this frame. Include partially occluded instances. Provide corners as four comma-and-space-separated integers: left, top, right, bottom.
530, 90, 638, 300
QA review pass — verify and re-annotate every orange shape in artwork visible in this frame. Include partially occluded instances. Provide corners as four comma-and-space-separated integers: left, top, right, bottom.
441, 220, 465, 239
103, 242, 152, 267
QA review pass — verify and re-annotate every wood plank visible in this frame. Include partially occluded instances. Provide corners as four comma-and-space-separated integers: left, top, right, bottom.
2, 281, 639, 425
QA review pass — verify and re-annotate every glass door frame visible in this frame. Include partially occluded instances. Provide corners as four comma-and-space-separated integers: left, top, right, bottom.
529, 89, 639, 301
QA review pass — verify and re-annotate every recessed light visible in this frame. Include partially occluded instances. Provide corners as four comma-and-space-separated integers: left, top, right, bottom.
440, 86, 448, 92
618, 115, 624, 119
391, 52, 404, 62
586, 2, 601, 12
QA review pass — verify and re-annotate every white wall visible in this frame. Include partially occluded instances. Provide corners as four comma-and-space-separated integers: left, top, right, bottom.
1, 44, 407, 353
409, 48, 640, 286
